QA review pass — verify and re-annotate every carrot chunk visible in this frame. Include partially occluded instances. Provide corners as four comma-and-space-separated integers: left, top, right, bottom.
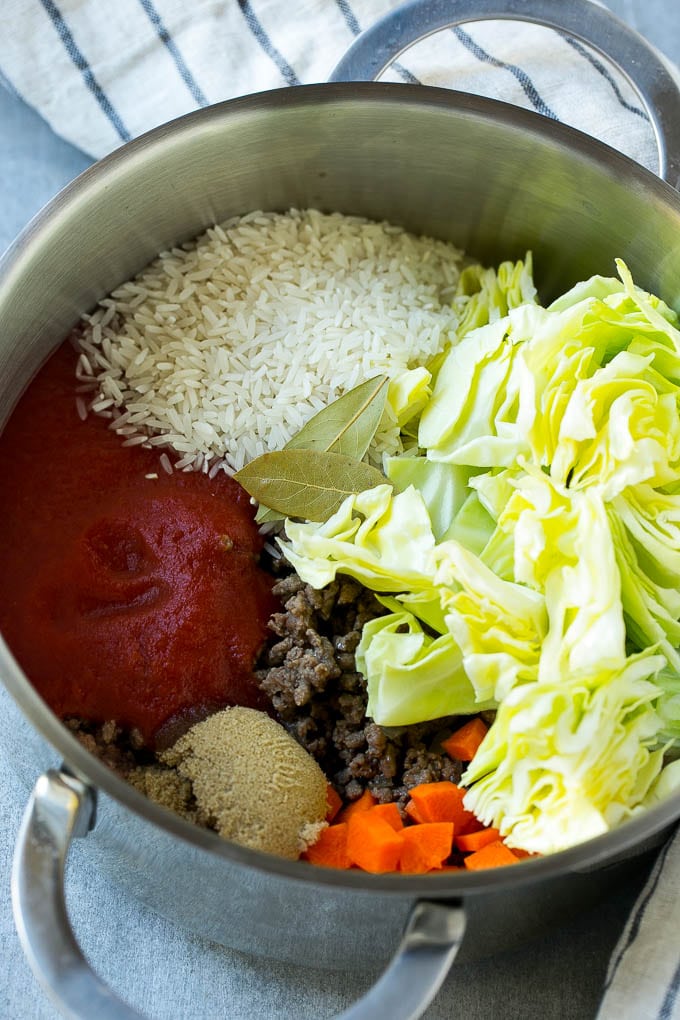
463, 840, 519, 870
346, 812, 404, 873
325, 784, 344, 823
399, 823, 454, 873
456, 815, 486, 836
336, 788, 377, 823
405, 782, 474, 830
302, 824, 351, 869
455, 827, 501, 853
442, 718, 489, 762
370, 802, 404, 832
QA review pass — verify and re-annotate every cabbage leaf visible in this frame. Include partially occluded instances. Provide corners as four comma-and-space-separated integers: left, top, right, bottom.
436, 540, 547, 703
357, 611, 494, 726
418, 314, 534, 467
452, 253, 538, 337
549, 351, 680, 499
539, 488, 627, 678
281, 484, 438, 593
383, 454, 478, 542
462, 651, 666, 854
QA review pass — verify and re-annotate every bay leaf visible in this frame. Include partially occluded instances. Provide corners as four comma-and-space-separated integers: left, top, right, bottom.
253, 375, 389, 524
285, 375, 389, 459
236, 450, 389, 522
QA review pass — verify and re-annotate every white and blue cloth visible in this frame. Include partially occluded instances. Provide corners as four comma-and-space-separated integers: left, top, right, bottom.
1, 2, 679, 1019
0, 0, 660, 165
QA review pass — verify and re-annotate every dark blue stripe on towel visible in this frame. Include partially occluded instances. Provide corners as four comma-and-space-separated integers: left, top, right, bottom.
333, 0, 422, 85
38, 0, 131, 141
562, 35, 647, 120
391, 62, 421, 85
452, 26, 558, 120
334, 0, 361, 36
237, 0, 300, 86
658, 955, 680, 1020
603, 837, 674, 993
137, 0, 208, 107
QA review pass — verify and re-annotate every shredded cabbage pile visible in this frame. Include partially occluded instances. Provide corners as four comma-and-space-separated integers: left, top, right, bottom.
279, 255, 680, 854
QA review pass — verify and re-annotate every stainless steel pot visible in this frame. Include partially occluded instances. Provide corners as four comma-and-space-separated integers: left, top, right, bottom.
3, 1, 680, 1017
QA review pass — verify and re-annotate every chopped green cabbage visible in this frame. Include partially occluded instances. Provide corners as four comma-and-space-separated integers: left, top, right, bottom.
282, 484, 438, 593
386, 367, 432, 430
461, 651, 666, 854
278, 257, 680, 854
641, 758, 680, 806
537, 488, 626, 679
418, 315, 534, 467
383, 454, 477, 542
549, 351, 680, 498
655, 666, 680, 746
357, 611, 494, 726
452, 253, 538, 336
608, 509, 680, 671
436, 540, 547, 703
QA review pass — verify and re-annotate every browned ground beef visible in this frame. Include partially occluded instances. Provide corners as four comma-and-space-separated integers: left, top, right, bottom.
65, 718, 149, 770
65, 718, 206, 822
255, 569, 468, 809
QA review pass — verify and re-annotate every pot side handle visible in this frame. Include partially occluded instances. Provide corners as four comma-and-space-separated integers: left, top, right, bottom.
329, 0, 680, 190
12, 769, 466, 1020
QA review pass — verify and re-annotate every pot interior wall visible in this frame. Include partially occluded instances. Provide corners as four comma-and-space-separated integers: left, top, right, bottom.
2, 84, 680, 433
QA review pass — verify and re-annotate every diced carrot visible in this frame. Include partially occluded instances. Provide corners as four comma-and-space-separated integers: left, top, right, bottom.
405, 782, 474, 830
455, 827, 501, 853
442, 718, 489, 762
370, 802, 404, 832
399, 823, 454, 874
325, 784, 344, 823
463, 840, 519, 871
456, 814, 486, 836
336, 788, 377, 823
346, 812, 404, 873
302, 824, 351, 869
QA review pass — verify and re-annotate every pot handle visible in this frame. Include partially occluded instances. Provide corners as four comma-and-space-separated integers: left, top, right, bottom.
12, 769, 466, 1020
329, 0, 680, 189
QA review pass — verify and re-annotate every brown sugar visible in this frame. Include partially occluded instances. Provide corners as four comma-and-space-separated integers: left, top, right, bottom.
126, 765, 201, 823
159, 706, 328, 859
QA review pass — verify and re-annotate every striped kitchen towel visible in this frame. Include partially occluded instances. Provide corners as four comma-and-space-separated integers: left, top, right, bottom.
597, 825, 680, 1020
0, 0, 658, 168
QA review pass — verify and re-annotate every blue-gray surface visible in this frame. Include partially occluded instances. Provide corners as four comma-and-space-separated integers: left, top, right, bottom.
2, 1, 680, 1017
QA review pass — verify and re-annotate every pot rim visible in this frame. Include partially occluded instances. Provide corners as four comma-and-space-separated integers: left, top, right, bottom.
2, 79, 676, 282
2, 80, 680, 896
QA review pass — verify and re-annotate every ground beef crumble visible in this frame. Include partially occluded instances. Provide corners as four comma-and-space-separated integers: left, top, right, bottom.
65, 718, 148, 771
65, 718, 204, 823
254, 569, 468, 810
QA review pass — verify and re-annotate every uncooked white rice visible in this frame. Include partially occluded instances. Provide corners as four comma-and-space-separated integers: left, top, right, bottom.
76, 209, 465, 472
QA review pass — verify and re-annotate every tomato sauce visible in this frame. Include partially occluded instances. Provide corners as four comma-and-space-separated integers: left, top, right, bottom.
0, 342, 278, 746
